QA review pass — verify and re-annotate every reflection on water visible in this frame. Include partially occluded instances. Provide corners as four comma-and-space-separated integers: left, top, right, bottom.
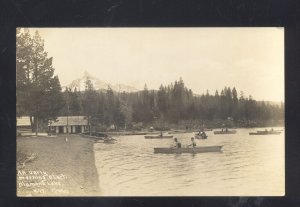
94, 128, 284, 196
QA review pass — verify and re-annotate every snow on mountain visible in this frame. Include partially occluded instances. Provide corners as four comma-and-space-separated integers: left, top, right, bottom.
63, 71, 139, 93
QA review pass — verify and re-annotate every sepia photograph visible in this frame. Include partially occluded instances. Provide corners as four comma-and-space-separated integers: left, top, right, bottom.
16, 28, 284, 196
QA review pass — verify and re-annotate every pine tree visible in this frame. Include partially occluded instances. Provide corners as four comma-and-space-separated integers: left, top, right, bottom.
16, 29, 64, 134
82, 79, 98, 134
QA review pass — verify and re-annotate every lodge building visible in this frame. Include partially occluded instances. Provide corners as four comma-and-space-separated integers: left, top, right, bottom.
48, 116, 88, 134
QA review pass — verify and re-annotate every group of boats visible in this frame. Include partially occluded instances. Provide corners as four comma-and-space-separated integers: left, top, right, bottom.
145, 127, 282, 154
143, 128, 237, 140
94, 127, 282, 154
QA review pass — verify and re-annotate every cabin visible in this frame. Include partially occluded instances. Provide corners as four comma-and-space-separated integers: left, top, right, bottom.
17, 116, 32, 135
48, 116, 88, 134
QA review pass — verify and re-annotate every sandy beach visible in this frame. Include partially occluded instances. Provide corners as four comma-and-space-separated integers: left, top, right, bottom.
17, 134, 100, 196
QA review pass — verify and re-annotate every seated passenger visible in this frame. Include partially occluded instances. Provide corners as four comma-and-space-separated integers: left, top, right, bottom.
188, 137, 196, 148
173, 137, 182, 148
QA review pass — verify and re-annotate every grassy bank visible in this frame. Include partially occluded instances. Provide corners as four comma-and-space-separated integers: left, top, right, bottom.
17, 134, 100, 196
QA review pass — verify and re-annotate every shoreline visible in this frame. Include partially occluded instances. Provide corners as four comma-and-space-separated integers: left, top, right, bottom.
92, 125, 285, 137
17, 134, 100, 196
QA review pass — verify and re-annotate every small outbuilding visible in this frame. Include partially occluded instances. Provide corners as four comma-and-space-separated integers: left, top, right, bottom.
17, 116, 32, 134
48, 116, 88, 134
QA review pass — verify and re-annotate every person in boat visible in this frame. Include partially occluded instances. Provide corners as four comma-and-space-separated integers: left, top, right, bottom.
103, 136, 115, 141
173, 137, 181, 148
188, 137, 196, 148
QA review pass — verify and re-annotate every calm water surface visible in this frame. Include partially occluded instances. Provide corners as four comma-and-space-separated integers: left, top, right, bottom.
94, 128, 284, 196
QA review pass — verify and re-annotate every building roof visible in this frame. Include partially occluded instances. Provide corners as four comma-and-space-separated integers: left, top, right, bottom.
49, 116, 88, 126
17, 116, 31, 127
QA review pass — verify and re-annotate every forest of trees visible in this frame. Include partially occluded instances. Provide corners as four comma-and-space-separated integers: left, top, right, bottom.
59, 78, 284, 130
17, 29, 284, 133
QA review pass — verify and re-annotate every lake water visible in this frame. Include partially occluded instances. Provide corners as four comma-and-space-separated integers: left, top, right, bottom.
94, 128, 284, 196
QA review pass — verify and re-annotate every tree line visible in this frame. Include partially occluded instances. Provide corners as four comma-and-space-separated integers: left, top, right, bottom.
16, 29, 284, 133
59, 78, 284, 130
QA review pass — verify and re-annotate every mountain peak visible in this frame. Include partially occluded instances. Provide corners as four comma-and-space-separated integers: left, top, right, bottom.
83, 70, 93, 79
64, 72, 139, 93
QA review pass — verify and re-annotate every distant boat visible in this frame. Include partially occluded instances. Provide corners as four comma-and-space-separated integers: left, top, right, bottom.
168, 131, 183, 134
154, 146, 223, 154
214, 130, 237, 134
103, 137, 116, 143
195, 132, 208, 139
201, 128, 213, 131
249, 130, 281, 135
144, 135, 174, 139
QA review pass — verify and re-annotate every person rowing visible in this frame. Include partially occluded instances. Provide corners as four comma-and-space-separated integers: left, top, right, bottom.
173, 137, 182, 148
197, 131, 207, 139
188, 137, 196, 148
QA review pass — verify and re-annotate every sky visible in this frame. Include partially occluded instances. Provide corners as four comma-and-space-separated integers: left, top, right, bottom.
28, 28, 284, 102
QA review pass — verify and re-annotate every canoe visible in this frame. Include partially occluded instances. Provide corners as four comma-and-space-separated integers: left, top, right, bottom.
249, 131, 281, 135
103, 139, 116, 143
214, 130, 237, 134
144, 135, 174, 139
169, 131, 197, 134
195, 134, 207, 139
154, 145, 222, 154
199, 128, 213, 131
168, 131, 189, 134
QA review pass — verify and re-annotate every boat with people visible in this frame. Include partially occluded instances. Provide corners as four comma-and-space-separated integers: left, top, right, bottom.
249, 129, 282, 135
103, 137, 116, 143
154, 145, 223, 154
195, 131, 208, 139
214, 129, 237, 134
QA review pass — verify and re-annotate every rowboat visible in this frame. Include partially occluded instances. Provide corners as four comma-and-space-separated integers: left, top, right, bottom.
195, 133, 207, 139
154, 145, 223, 154
144, 135, 174, 139
214, 130, 237, 134
199, 128, 213, 131
168, 131, 191, 134
103, 137, 116, 143
249, 131, 281, 135
168, 131, 185, 134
